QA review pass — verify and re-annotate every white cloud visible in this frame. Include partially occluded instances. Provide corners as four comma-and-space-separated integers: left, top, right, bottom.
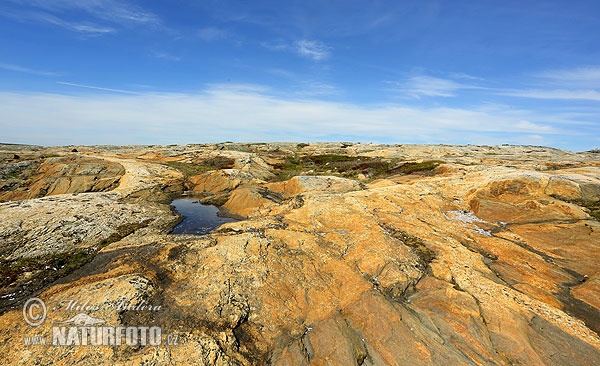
265, 68, 340, 96
394, 75, 483, 98
0, 62, 60, 77
388, 67, 600, 102
0, 9, 116, 35
262, 39, 331, 61
16, 0, 160, 26
295, 40, 330, 61
204, 83, 270, 95
36, 12, 116, 34
500, 89, 600, 101
0, 85, 572, 147
296, 81, 341, 96
69, 23, 115, 34
403, 76, 462, 97
500, 66, 600, 101
537, 66, 600, 88
2, 0, 160, 35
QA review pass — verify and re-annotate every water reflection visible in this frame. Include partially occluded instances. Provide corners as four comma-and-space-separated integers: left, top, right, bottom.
170, 198, 237, 235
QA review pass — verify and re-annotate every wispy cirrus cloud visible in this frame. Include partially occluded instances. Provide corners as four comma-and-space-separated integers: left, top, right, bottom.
295, 40, 330, 61
2, 0, 160, 35
30, 12, 115, 35
296, 80, 341, 96
201, 0, 415, 39
0, 62, 60, 77
500, 89, 600, 101
11, 0, 160, 26
265, 68, 341, 97
537, 66, 600, 88
498, 66, 600, 101
392, 74, 484, 98
262, 39, 331, 61
57, 81, 140, 95
395, 67, 600, 102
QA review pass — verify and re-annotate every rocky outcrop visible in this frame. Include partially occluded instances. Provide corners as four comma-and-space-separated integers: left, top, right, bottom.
266, 175, 365, 198
189, 169, 258, 193
0, 152, 184, 314
0, 155, 125, 201
0, 143, 598, 365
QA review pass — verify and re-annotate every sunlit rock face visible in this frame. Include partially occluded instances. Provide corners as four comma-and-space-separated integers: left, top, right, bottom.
0, 143, 599, 365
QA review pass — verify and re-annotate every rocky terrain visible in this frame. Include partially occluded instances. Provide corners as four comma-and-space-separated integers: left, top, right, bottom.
0, 142, 599, 365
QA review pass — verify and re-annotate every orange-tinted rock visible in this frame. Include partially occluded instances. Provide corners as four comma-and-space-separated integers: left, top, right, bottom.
266, 175, 364, 198
0, 155, 125, 201
189, 169, 258, 193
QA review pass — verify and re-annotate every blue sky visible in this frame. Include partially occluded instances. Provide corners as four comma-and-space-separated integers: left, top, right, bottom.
1, 0, 599, 151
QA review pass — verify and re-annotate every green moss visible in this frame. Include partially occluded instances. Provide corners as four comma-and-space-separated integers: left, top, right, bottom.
0, 248, 95, 288
270, 154, 444, 182
346, 160, 393, 177
0, 220, 152, 289
550, 195, 600, 221
389, 160, 444, 174
573, 200, 600, 221
380, 224, 435, 270
304, 154, 363, 164
164, 157, 235, 177
269, 153, 445, 182
272, 154, 387, 181
543, 162, 578, 171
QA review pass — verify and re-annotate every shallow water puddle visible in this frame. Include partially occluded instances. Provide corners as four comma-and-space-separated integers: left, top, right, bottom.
170, 198, 237, 235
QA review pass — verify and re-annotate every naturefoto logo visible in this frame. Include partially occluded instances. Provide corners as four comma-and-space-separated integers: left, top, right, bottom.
22, 297, 179, 347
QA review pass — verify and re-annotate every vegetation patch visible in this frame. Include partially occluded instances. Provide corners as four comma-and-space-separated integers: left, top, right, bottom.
164, 162, 207, 177
0, 219, 152, 313
550, 194, 600, 221
303, 154, 363, 165
272, 154, 390, 181
570, 200, 600, 221
542, 162, 580, 171
0, 248, 95, 289
388, 160, 444, 175
380, 224, 435, 271
218, 143, 252, 152
164, 156, 235, 177
271, 154, 444, 181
